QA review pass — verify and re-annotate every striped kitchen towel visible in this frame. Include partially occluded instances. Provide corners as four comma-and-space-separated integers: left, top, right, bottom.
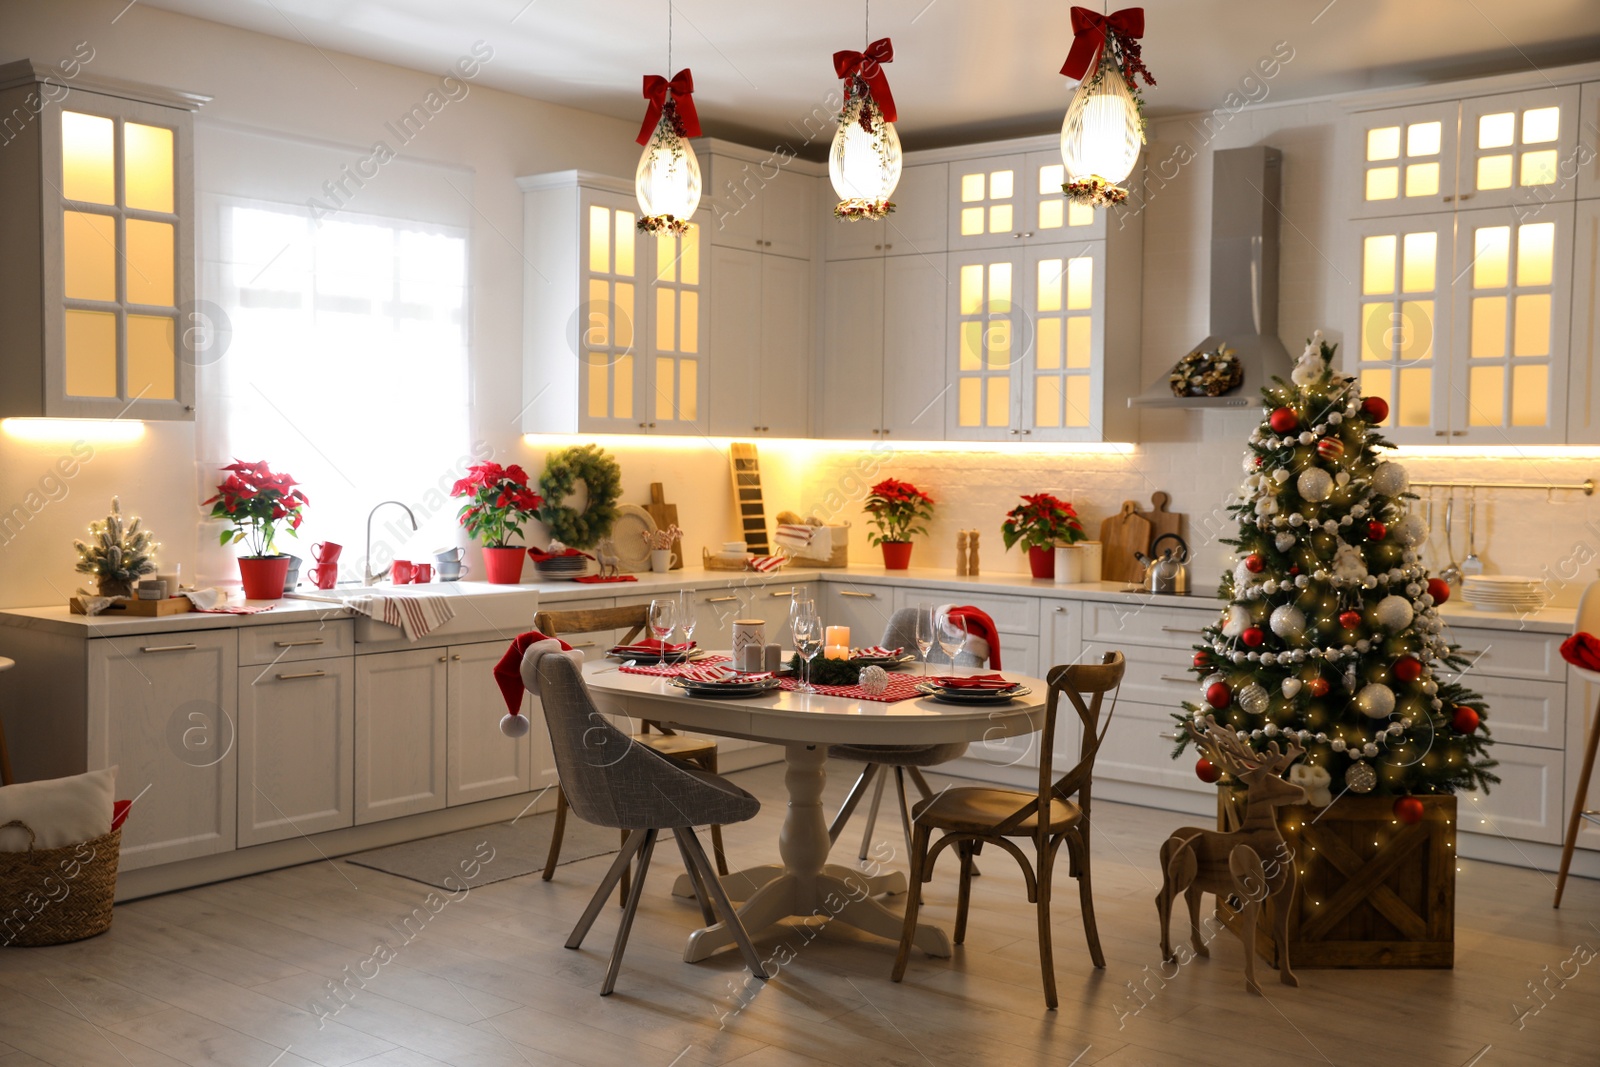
349, 595, 456, 642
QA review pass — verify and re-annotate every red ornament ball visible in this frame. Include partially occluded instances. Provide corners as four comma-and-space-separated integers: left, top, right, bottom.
1316, 437, 1345, 461
1451, 705, 1481, 733
1289, 565, 1301, 575
1368, 521, 1388, 541
1361, 396, 1390, 423
1205, 682, 1233, 709
1241, 626, 1266, 648
1195, 758, 1221, 784
1193, 650, 1210, 669
1393, 796, 1425, 825
1269, 407, 1300, 434
1427, 577, 1451, 604
1307, 676, 1331, 698
1245, 554, 1265, 573
1392, 656, 1423, 683
1338, 610, 1364, 630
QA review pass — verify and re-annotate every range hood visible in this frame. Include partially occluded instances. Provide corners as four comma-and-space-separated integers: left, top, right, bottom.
1129, 146, 1292, 408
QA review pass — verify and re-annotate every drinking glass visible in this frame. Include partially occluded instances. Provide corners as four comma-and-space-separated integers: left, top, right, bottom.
914, 604, 935, 677
788, 588, 816, 633
648, 598, 677, 654
936, 610, 967, 673
677, 589, 698, 649
793, 615, 823, 693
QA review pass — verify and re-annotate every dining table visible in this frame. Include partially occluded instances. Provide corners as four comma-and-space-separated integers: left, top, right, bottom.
581, 656, 1050, 963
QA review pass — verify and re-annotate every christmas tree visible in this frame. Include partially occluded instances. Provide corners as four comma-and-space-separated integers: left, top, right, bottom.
1177, 334, 1497, 801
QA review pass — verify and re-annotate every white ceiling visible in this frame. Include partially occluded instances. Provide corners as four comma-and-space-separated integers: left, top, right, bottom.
147, 0, 1600, 151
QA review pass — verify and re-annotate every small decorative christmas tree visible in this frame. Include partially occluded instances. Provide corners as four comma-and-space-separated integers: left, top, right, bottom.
1176, 333, 1498, 800
75, 497, 158, 598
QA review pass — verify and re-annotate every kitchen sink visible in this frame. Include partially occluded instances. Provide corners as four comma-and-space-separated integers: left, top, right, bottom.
286, 581, 539, 644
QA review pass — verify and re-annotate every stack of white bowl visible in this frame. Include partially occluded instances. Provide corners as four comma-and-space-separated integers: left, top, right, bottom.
1461, 575, 1546, 613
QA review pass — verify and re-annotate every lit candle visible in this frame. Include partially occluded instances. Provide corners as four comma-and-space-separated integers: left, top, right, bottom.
824, 645, 850, 660
825, 625, 850, 648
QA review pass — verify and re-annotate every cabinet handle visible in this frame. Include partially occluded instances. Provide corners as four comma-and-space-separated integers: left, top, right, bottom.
1450, 430, 1467, 436
438, 655, 448, 662
1442, 195, 1455, 202
840, 591, 878, 599
707, 595, 739, 603
277, 670, 327, 680
770, 591, 794, 598
1020, 429, 1032, 435
274, 639, 324, 648
1459, 193, 1473, 201
141, 643, 197, 653
1055, 606, 1068, 613
884, 244, 892, 250
1160, 675, 1194, 684
871, 429, 881, 435
1160, 626, 1202, 635
1021, 232, 1034, 238
1435, 430, 1449, 436
452, 654, 462, 661
1010, 429, 1021, 435
881, 428, 890, 435
874, 244, 883, 251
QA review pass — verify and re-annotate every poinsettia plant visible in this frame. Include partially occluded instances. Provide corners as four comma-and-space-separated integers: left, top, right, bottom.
863, 478, 934, 546
451, 462, 544, 548
1000, 492, 1085, 551
204, 460, 309, 557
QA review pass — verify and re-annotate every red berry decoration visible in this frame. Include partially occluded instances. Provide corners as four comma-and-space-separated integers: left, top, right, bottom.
1451, 705, 1481, 733
1205, 681, 1233, 709
1392, 656, 1423, 683
1245, 554, 1265, 573
1195, 758, 1221, 784
1393, 796, 1425, 824
1367, 521, 1388, 541
1361, 396, 1390, 423
1269, 407, 1299, 434
1426, 577, 1450, 604
1241, 626, 1266, 648
1316, 437, 1345, 461
1338, 610, 1364, 630
1307, 676, 1330, 698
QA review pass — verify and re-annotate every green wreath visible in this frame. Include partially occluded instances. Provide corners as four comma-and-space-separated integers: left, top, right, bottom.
536, 444, 622, 549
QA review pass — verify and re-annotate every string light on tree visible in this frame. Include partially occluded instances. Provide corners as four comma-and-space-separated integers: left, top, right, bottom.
1057, 6, 1156, 207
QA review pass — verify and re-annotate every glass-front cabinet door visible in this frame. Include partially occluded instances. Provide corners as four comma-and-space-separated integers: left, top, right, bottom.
648, 221, 708, 434
947, 249, 1021, 437
1459, 87, 1581, 210
947, 154, 1027, 251
1349, 102, 1459, 218
1024, 242, 1105, 441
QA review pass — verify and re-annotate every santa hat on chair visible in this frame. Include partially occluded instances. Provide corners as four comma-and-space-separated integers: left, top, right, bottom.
493, 630, 584, 738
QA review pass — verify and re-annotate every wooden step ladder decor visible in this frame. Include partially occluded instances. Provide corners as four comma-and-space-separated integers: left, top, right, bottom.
728, 442, 770, 556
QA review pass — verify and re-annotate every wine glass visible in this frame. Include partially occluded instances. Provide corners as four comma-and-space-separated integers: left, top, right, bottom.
914, 604, 935, 677
793, 614, 823, 693
936, 610, 967, 675
788, 588, 816, 633
677, 589, 698, 651
648, 597, 677, 657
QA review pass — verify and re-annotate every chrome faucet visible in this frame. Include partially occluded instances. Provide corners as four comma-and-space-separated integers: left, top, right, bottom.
365, 500, 418, 585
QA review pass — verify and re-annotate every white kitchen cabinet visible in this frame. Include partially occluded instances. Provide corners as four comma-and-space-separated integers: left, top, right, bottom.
0, 62, 205, 421
824, 162, 948, 260
708, 247, 811, 437
823, 583, 896, 646
1459, 86, 1582, 211
520, 172, 709, 436
1348, 101, 1462, 218
237, 655, 355, 847
704, 146, 816, 259
86, 631, 236, 870
1565, 673, 1600, 854
819, 257, 885, 437
946, 149, 1106, 251
1460, 743, 1565, 845
1580, 81, 1600, 201
354, 648, 447, 824
1567, 199, 1600, 442
447, 640, 540, 806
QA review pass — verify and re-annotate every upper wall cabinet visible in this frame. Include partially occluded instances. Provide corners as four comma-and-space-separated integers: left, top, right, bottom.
0, 61, 207, 421
947, 150, 1105, 249
520, 172, 709, 435
1349, 101, 1460, 217
1579, 82, 1600, 201
702, 142, 815, 259
824, 163, 948, 261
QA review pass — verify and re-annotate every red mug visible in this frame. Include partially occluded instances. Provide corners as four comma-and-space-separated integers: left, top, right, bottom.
391, 560, 415, 584
312, 541, 342, 564
412, 563, 432, 583
307, 562, 338, 590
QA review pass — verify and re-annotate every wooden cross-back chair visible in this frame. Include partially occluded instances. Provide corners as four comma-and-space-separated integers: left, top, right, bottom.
533, 606, 729, 897
891, 650, 1125, 1010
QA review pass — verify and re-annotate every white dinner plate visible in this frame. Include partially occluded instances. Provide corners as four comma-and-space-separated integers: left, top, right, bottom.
610, 505, 657, 573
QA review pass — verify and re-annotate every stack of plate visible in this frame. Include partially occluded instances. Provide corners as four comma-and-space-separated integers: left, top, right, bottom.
1462, 575, 1547, 613
668, 673, 781, 698
533, 554, 589, 580
915, 677, 1032, 705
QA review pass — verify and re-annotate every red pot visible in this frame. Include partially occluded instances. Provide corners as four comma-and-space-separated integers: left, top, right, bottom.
482, 546, 526, 584
238, 555, 292, 600
880, 541, 913, 570
1027, 545, 1055, 579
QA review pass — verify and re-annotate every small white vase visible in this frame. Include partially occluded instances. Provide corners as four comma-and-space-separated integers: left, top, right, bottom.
650, 548, 672, 573
1054, 544, 1084, 585
1077, 540, 1104, 582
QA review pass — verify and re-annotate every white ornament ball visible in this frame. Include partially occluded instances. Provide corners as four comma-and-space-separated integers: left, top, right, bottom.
1281, 676, 1304, 698
1239, 683, 1271, 715
1299, 431, 1316, 445
1331, 738, 1347, 753
1222, 605, 1251, 638
1270, 604, 1307, 640
1355, 683, 1397, 719
1372, 461, 1410, 497
500, 712, 531, 739
1394, 514, 1428, 546
1297, 467, 1335, 502
1374, 594, 1414, 631
859, 665, 889, 696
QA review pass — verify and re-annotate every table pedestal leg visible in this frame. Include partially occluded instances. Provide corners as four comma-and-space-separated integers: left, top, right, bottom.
683, 743, 949, 964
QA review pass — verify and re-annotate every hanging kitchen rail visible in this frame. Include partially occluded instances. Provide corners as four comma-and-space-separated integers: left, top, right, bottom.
1409, 478, 1595, 496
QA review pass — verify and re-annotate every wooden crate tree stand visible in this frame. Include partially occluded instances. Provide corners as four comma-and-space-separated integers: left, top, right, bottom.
1217, 789, 1457, 968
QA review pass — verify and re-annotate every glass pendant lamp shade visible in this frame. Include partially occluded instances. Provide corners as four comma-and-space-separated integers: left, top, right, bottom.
829, 89, 901, 220
635, 108, 702, 235
1059, 65, 1142, 189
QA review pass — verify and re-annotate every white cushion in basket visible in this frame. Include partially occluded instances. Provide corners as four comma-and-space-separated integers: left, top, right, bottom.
0, 767, 117, 852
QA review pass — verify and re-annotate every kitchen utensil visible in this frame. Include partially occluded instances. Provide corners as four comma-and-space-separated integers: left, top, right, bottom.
311, 542, 342, 564
1440, 492, 1462, 590
1142, 532, 1190, 594
307, 563, 338, 589
609, 505, 657, 573
644, 483, 683, 569
391, 560, 415, 584
1461, 488, 1484, 577
412, 563, 432, 583
1099, 500, 1153, 585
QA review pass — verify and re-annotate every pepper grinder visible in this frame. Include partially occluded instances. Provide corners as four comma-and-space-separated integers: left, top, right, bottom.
955, 530, 969, 576
967, 529, 980, 576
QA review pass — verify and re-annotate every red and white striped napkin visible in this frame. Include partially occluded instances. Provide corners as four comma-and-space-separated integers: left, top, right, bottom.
620, 655, 731, 677
749, 553, 787, 573
669, 663, 773, 684
851, 646, 903, 659
348, 595, 456, 642
925, 673, 1017, 691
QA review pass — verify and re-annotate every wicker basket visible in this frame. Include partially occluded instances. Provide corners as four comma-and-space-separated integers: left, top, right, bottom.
0, 820, 122, 947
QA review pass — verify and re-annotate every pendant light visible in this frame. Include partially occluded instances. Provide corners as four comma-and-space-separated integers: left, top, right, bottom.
1058, 6, 1155, 207
829, 3, 900, 221
635, 5, 702, 235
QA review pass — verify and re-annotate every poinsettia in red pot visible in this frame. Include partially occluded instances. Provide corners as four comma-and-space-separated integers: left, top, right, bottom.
1001, 492, 1084, 579
451, 461, 544, 584
205, 460, 309, 599
864, 478, 934, 570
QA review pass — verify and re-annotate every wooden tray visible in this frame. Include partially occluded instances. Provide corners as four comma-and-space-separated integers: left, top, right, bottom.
70, 596, 192, 617
703, 548, 750, 571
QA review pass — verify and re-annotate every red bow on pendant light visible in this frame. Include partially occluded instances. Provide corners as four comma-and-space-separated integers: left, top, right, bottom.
1059, 6, 1144, 80
832, 37, 897, 122
636, 68, 702, 145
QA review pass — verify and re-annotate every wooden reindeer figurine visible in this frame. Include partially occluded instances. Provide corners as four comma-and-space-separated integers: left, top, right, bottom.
1156, 716, 1308, 995
594, 538, 621, 579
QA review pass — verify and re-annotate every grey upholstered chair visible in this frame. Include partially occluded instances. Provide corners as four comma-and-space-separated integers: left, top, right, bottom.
827, 607, 986, 859
528, 650, 767, 995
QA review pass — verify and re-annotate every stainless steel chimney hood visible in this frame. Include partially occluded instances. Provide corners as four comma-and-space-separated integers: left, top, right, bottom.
1129, 145, 1292, 408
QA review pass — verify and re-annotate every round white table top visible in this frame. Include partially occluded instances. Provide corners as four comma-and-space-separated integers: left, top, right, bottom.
582, 658, 1049, 746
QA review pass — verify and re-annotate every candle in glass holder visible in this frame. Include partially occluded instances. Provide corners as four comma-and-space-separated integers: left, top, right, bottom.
825, 625, 850, 648
824, 644, 850, 660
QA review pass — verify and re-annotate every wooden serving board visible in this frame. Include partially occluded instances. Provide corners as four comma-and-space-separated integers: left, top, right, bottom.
70, 596, 192, 616
1146, 491, 1186, 548
1099, 500, 1152, 585
644, 483, 683, 569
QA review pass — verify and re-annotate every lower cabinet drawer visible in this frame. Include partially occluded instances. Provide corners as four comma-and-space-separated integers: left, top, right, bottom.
892, 587, 1040, 636
1094, 699, 1213, 796
1459, 742, 1564, 845
1081, 600, 1213, 649
1082, 640, 1196, 707
1447, 625, 1563, 682
239, 619, 354, 666
1439, 675, 1565, 749
237, 657, 356, 846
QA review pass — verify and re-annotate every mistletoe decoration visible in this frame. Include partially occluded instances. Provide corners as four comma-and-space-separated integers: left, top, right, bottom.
75, 497, 158, 597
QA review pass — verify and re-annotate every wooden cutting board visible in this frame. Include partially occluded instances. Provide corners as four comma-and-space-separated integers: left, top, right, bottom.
1099, 500, 1153, 585
1146, 491, 1186, 549
644, 482, 682, 569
